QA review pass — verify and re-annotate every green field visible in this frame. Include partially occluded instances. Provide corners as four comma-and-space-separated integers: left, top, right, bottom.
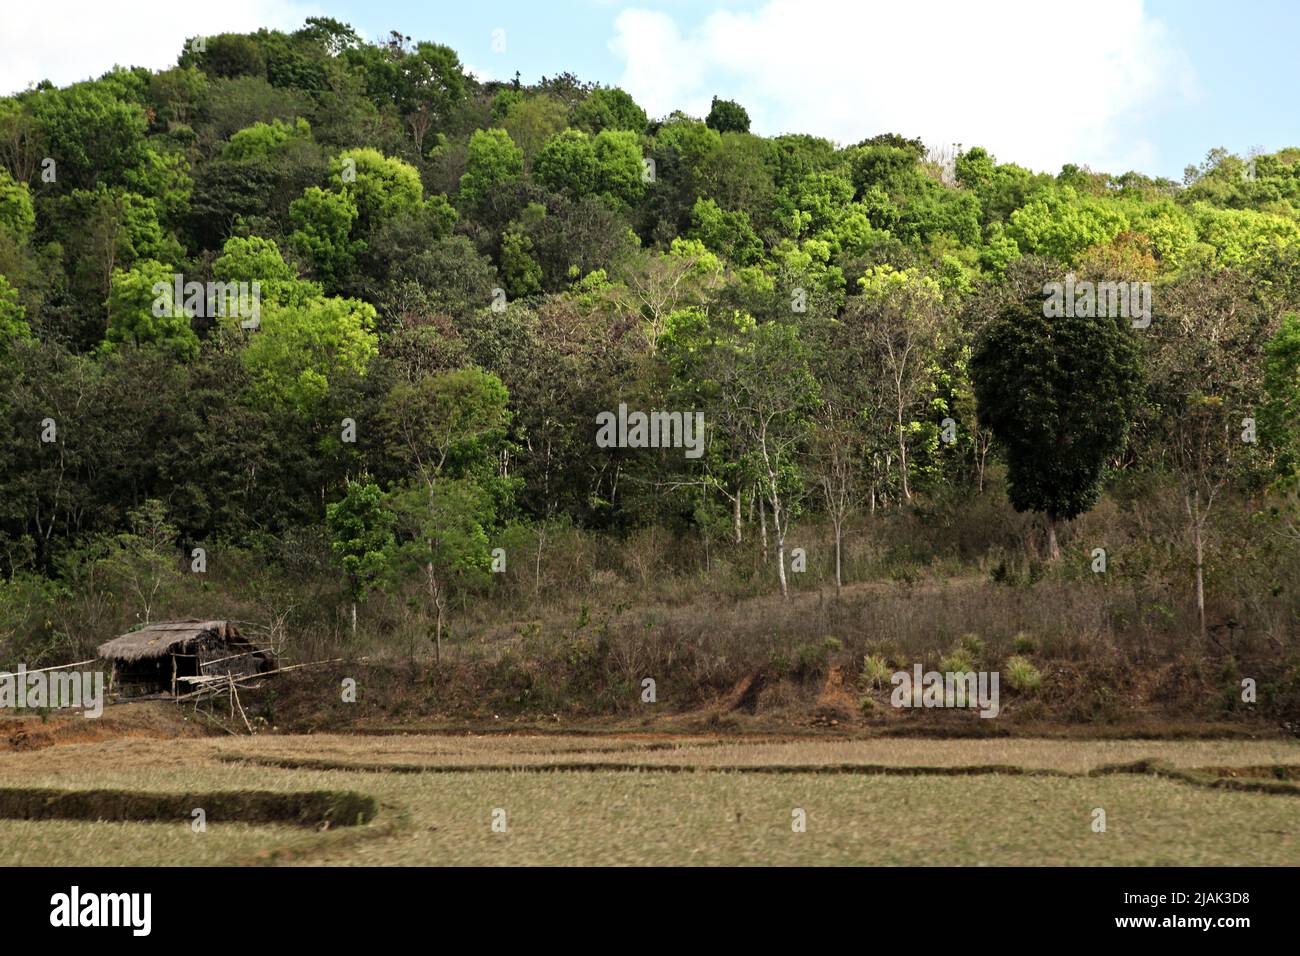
1, 734, 1298, 865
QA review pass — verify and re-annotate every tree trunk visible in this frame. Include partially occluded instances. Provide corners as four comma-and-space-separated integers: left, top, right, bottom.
350, 601, 357, 639
772, 498, 788, 601
1045, 514, 1060, 561
766, 467, 789, 601
435, 600, 443, 666
833, 516, 843, 591
1193, 508, 1206, 641
534, 526, 546, 595
733, 490, 743, 545
426, 558, 441, 666
759, 495, 769, 562
897, 402, 911, 501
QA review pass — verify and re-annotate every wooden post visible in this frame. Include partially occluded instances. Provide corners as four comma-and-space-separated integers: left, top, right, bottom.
171, 655, 177, 698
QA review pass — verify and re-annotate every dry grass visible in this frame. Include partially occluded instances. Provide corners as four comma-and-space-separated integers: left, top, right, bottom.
1, 733, 1298, 865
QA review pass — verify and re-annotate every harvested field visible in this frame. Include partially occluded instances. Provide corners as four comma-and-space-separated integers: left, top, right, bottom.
1, 733, 1297, 865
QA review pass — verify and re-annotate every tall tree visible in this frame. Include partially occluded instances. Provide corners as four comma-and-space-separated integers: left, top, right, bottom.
849, 267, 947, 502
326, 476, 394, 639
972, 293, 1142, 559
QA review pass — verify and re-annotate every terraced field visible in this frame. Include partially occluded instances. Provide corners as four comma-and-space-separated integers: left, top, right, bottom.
2, 734, 1298, 865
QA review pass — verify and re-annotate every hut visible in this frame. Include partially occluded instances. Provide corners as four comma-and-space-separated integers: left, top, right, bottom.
97, 620, 272, 697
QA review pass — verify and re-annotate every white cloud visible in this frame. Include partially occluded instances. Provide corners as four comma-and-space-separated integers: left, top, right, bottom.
610, 0, 1196, 175
0, 0, 317, 96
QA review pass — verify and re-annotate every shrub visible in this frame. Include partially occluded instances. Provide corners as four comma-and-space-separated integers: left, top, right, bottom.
958, 633, 986, 660
1005, 655, 1042, 692
860, 653, 891, 688
793, 642, 828, 679
1012, 631, 1038, 655
939, 649, 977, 674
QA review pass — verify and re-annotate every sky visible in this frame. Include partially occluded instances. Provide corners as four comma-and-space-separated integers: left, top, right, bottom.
1, 0, 1297, 180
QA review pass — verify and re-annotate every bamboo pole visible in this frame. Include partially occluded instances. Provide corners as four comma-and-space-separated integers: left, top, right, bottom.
171, 658, 345, 702
16, 659, 96, 674
251, 658, 345, 678
199, 647, 273, 668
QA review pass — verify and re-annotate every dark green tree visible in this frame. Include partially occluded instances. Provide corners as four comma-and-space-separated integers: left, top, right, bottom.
972, 295, 1142, 558
705, 96, 750, 134
326, 476, 395, 638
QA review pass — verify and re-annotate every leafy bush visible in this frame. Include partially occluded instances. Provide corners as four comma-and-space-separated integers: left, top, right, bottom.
1012, 631, 1038, 655
793, 642, 829, 679
1004, 655, 1043, 692
860, 653, 891, 688
939, 647, 977, 673
958, 632, 985, 660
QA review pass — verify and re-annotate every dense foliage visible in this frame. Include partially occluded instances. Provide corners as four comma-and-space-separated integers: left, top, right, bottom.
1, 19, 1298, 666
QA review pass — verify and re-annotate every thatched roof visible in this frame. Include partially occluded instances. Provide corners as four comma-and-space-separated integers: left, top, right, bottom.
97, 620, 247, 662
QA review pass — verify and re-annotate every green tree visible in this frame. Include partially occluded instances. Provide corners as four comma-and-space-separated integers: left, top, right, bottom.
289, 186, 361, 287
689, 197, 763, 265
851, 267, 948, 501
663, 309, 818, 597
379, 367, 512, 484
572, 87, 647, 133
104, 259, 199, 362
326, 476, 395, 638
0, 170, 35, 243
458, 128, 524, 210
1006, 188, 1129, 264
30, 82, 149, 188
1262, 312, 1300, 478
534, 128, 644, 209
501, 218, 544, 298
398, 42, 467, 154
213, 235, 321, 306
972, 294, 1142, 559
95, 499, 181, 625
236, 295, 379, 412
222, 117, 312, 161
705, 96, 750, 134
330, 148, 424, 232
501, 95, 569, 163
533, 128, 598, 198
386, 477, 492, 663
0, 274, 30, 348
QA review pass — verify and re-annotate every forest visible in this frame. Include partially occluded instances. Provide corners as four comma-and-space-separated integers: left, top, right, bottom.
1, 17, 1298, 723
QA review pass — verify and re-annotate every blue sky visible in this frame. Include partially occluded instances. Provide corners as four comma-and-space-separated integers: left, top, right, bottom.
2, 0, 1298, 179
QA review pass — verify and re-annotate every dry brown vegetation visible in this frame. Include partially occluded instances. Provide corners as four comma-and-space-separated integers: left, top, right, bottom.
1, 732, 1298, 866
